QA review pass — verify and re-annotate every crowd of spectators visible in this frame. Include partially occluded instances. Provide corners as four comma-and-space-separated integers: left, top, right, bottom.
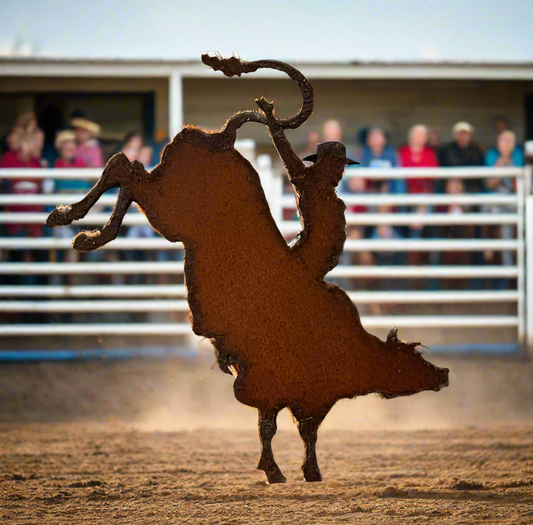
0, 112, 528, 295
0, 113, 170, 289
291, 117, 527, 292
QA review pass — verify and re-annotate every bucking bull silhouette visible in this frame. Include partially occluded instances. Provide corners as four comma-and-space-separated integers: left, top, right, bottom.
47, 53, 449, 484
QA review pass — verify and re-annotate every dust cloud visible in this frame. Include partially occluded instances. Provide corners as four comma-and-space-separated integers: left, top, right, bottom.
2, 347, 532, 432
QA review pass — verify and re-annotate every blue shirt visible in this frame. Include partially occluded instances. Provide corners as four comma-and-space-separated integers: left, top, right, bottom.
362, 146, 406, 194
485, 147, 524, 167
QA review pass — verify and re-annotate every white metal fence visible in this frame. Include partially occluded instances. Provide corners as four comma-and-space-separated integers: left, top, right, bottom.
0, 151, 531, 355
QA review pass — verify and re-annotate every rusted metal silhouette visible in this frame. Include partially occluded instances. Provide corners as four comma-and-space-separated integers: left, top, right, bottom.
46, 53, 449, 484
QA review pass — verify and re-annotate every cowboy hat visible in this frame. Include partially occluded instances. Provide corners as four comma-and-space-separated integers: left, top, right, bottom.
70, 117, 101, 137
302, 142, 359, 165
54, 129, 76, 149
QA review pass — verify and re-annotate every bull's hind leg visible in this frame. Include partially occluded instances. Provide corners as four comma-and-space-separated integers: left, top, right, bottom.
46, 152, 132, 228
297, 412, 328, 482
257, 409, 285, 484
72, 187, 133, 252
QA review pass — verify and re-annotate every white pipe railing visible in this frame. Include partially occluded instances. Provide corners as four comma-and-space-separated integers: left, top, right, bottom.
1, 212, 519, 226
0, 316, 519, 337
0, 263, 518, 277
0, 164, 527, 352
0, 166, 520, 179
0, 238, 519, 251
0, 291, 520, 312
282, 194, 518, 206
0, 286, 517, 303
0, 285, 187, 297
0, 193, 518, 206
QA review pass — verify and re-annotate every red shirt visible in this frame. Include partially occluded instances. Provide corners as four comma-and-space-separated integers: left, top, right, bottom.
0, 150, 40, 169
54, 157, 85, 168
398, 146, 438, 193
0, 150, 42, 236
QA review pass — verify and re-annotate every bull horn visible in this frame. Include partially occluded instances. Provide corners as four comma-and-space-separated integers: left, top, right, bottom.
386, 327, 398, 344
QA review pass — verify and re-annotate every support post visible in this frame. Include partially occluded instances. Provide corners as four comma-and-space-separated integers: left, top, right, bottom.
526, 195, 533, 355
516, 168, 526, 354
169, 70, 183, 139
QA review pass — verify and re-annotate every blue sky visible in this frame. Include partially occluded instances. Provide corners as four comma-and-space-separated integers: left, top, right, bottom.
1, 0, 532, 62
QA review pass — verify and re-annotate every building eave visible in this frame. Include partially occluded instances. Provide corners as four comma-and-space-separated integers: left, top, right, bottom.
0, 57, 533, 80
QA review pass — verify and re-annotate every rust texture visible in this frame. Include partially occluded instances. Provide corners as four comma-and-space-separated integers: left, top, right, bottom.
46, 53, 449, 484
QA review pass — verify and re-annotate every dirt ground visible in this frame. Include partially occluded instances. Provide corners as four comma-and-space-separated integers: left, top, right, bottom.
1, 356, 532, 524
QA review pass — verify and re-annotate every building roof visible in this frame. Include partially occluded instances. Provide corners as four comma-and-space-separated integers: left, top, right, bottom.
1, 56, 533, 80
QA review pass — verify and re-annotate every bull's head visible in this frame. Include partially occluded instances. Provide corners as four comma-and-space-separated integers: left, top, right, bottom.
376, 328, 449, 399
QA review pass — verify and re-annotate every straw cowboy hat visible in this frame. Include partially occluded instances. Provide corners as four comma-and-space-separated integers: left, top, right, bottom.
70, 118, 101, 137
54, 129, 76, 149
452, 121, 474, 136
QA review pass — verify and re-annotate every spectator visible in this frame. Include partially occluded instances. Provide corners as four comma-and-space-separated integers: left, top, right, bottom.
483, 130, 521, 284
49, 130, 90, 284
345, 175, 368, 213
322, 119, 343, 143
494, 117, 510, 138
342, 177, 373, 273
442, 178, 470, 215
370, 209, 407, 291
438, 122, 484, 192
121, 138, 162, 284
486, 130, 524, 168
15, 112, 38, 133
53, 130, 89, 190
491, 117, 522, 158
31, 128, 48, 167
338, 225, 373, 295
299, 130, 320, 161
122, 132, 143, 162
398, 124, 438, 193
3, 127, 21, 156
0, 129, 40, 170
427, 128, 441, 151
322, 119, 359, 160
398, 125, 441, 281
137, 145, 154, 167
371, 223, 406, 266
363, 127, 395, 169
71, 117, 104, 167
439, 178, 477, 289
0, 128, 44, 284
362, 127, 405, 194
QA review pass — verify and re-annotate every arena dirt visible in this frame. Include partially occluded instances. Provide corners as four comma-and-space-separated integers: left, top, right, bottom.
1, 356, 532, 524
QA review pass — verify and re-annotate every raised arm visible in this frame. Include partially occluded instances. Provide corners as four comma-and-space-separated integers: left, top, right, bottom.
255, 97, 306, 181
255, 99, 346, 280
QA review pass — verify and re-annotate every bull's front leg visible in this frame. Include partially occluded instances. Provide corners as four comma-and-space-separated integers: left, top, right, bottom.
72, 186, 132, 252
46, 152, 132, 228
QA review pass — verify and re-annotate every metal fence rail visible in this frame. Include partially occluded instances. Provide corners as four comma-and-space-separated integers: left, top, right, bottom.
0, 161, 530, 355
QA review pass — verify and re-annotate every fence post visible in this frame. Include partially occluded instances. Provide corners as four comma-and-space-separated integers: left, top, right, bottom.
517, 167, 527, 354
257, 154, 283, 222
525, 195, 533, 356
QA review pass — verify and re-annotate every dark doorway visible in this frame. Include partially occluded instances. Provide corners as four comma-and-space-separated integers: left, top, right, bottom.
33, 91, 155, 162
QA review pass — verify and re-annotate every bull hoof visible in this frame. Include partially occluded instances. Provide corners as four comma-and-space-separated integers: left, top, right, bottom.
258, 459, 286, 484
46, 206, 75, 228
303, 467, 322, 482
73, 231, 100, 252
265, 469, 286, 484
